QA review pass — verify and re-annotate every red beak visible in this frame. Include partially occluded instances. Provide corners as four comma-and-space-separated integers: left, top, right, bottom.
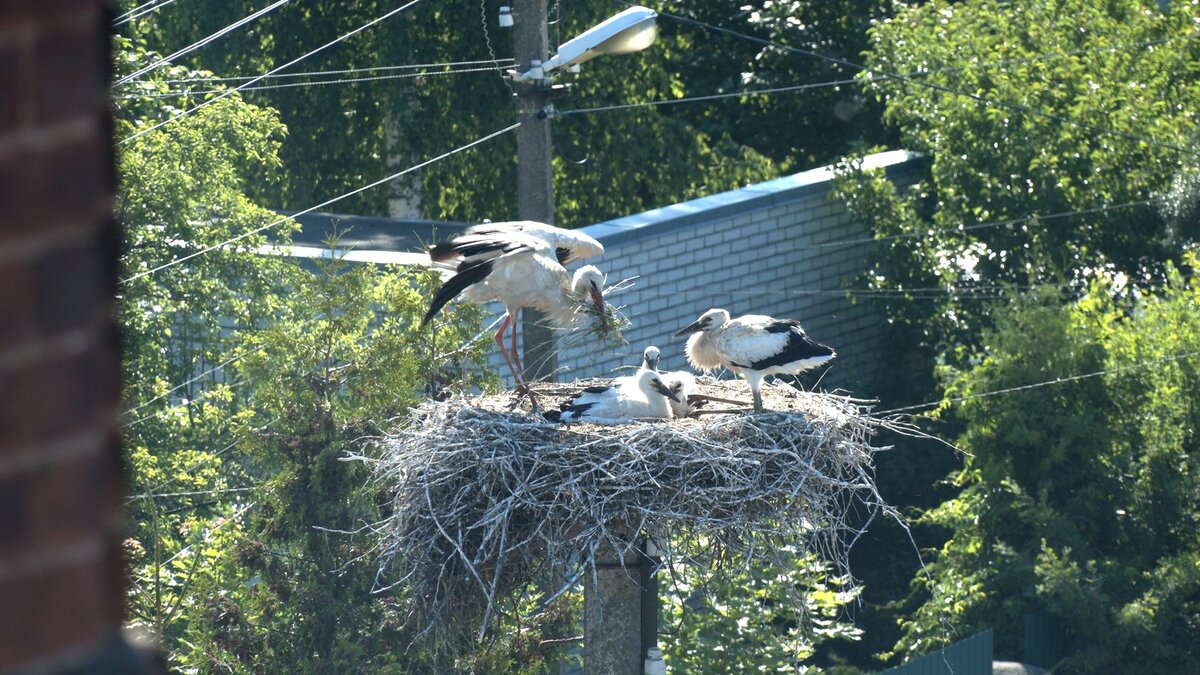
591, 289, 607, 329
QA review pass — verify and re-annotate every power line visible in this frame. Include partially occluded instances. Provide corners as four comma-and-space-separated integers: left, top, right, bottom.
637, 2, 1196, 156
134, 486, 256, 500
119, 121, 519, 284
114, 0, 186, 27
123, 351, 249, 423
117, 0, 290, 87
559, 33, 1193, 117
559, 78, 859, 115
876, 350, 1200, 417
118, 0, 429, 145
117, 64, 505, 100
129, 421, 279, 503
144, 58, 514, 85
798, 199, 1156, 252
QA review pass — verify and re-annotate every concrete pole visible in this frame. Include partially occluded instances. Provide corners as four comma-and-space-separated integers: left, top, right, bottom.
513, 0, 559, 384
584, 543, 646, 675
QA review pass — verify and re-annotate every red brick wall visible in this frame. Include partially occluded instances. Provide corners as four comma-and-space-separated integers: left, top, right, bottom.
0, 2, 130, 671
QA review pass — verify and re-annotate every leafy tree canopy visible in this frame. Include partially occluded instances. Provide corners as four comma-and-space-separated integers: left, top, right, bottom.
838, 0, 1200, 357
897, 259, 1200, 672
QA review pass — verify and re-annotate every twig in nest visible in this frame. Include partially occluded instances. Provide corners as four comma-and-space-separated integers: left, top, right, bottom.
355, 381, 889, 655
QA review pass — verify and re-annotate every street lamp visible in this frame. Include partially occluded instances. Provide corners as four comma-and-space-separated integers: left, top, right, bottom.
510, 5, 658, 83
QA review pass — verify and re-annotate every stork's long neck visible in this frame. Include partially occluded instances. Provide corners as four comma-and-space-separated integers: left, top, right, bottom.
685, 331, 725, 372
541, 285, 587, 329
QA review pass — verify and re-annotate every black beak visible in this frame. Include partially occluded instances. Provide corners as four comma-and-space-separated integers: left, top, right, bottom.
651, 378, 681, 403
673, 319, 704, 337
645, 354, 660, 372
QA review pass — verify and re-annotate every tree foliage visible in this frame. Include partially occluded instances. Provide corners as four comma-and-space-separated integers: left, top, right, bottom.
116, 35, 496, 671
839, 0, 1200, 358
662, 544, 862, 674
898, 261, 1200, 672
826, 2, 1200, 671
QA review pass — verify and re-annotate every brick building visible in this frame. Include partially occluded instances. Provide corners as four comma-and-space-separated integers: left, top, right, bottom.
0, 3, 160, 673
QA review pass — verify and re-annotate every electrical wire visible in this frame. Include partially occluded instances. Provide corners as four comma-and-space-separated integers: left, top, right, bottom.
559, 33, 1193, 116
633, 2, 1197, 156
117, 64, 505, 100
119, 121, 519, 284
147, 58, 514, 85
113, 0, 186, 27
795, 199, 1156, 253
559, 78, 860, 115
875, 350, 1200, 417
116, 0, 290, 87
481, 0, 517, 95
118, 0, 429, 146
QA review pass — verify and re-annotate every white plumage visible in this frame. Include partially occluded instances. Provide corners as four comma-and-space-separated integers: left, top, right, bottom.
422, 221, 607, 389
547, 368, 679, 422
640, 345, 660, 372
659, 370, 700, 418
637, 344, 696, 418
674, 308, 836, 412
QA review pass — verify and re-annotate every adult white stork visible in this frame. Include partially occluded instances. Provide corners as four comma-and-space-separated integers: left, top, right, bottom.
422, 221, 607, 390
673, 308, 836, 412
545, 368, 680, 422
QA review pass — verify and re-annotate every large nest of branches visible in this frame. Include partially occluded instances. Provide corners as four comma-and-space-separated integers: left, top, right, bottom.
353, 377, 892, 646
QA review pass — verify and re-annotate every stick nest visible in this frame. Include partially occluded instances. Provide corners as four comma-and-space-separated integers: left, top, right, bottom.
355, 378, 889, 647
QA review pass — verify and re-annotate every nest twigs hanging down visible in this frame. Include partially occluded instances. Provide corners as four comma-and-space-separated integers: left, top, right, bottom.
356, 377, 889, 649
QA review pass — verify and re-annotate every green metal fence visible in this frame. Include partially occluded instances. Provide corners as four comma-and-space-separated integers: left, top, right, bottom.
881, 629, 994, 675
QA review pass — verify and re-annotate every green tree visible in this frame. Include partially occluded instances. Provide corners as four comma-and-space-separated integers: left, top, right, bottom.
116, 36, 300, 655
826, 1, 1200, 669
662, 544, 862, 673
897, 261, 1200, 672
115, 34, 498, 670
114, 0, 784, 224
180, 250, 495, 673
841, 0, 1200, 359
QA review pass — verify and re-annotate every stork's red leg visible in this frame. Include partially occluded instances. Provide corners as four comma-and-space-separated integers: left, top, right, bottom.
493, 314, 523, 388
508, 318, 524, 384
505, 316, 542, 411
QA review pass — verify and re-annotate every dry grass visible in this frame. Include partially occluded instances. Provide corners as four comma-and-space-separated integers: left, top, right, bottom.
350, 377, 892, 647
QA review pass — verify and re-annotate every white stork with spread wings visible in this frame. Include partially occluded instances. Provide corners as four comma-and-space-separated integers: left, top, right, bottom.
421, 221, 607, 390
674, 308, 836, 412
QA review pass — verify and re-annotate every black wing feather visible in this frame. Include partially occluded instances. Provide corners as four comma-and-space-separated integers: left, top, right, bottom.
749, 321, 835, 370
430, 236, 523, 262
422, 257, 495, 325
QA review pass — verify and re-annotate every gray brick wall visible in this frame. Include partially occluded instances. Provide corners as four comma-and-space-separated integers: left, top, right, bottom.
532, 150, 923, 395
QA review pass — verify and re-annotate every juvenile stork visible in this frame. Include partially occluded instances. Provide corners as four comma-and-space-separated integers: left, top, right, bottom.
545, 368, 679, 422
673, 308, 836, 412
422, 221, 606, 391
640, 345, 660, 372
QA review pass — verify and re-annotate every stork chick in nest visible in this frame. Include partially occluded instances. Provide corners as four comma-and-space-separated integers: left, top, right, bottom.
674, 308, 836, 413
545, 368, 680, 423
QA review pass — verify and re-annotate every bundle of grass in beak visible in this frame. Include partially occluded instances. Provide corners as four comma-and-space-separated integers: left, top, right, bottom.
571, 276, 635, 346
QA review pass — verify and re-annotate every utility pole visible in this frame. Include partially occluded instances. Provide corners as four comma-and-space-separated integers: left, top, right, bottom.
510, 6, 659, 671
513, 0, 558, 384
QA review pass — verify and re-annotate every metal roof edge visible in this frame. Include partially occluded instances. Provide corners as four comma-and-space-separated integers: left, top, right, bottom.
578, 149, 922, 246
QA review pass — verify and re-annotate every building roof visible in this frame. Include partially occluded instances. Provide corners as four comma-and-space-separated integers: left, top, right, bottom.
264, 149, 923, 261
264, 211, 472, 265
